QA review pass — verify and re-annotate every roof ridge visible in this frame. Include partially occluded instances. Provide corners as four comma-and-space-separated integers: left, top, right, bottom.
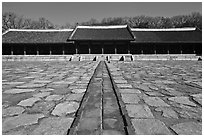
77, 25, 128, 29
5, 29, 74, 32
131, 28, 196, 31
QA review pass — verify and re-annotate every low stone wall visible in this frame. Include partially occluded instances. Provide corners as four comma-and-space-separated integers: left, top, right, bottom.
132, 54, 200, 61
2, 55, 73, 61
2, 54, 201, 61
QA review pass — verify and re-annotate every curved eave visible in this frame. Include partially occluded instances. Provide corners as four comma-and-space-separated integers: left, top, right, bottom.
130, 41, 201, 43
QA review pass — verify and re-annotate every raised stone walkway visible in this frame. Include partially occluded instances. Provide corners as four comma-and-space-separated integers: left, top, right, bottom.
2, 60, 202, 135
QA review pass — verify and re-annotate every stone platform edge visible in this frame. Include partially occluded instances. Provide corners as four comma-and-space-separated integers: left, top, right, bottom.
2, 54, 201, 61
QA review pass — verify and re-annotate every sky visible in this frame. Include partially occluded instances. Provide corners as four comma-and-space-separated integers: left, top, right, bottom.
2, 2, 202, 26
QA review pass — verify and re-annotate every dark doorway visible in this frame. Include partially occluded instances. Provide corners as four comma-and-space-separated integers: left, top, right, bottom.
104, 42, 115, 54
117, 42, 128, 54
2, 44, 11, 55
78, 42, 89, 54
91, 42, 102, 54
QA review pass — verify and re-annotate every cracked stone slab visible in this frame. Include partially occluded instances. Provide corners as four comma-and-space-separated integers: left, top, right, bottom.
51, 101, 79, 116
3, 106, 25, 117
191, 94, 202, 105
114, 80, 128, 84
171, 122, 202, 135
2, 114, 44, 132
71, 89, 86, 93
126, 104, 154, 118
168, 96, 197, 107
32, 117, 74, 135
33, 92, 51, 98
131, 119, 172, 135
45, 95, 63, 101
119, 89, 141, 94
155, 107, 178, 119
40, 88, 54, 92
27, 101, 55, 115
121, 94, 140, 104
3, 82, 25, 85
16, 83, 46, 88
116, 84, 133, 89
17, 97, 41, 107
102, 130, 123, 135
144, 97, 170, 107
4, 89, 36, 94
66, 93, 84, 101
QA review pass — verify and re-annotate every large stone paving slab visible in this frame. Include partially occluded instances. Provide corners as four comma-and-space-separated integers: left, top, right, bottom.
2, 114, 45, 132
32, 117, 74, 135
131, 119, 172, 135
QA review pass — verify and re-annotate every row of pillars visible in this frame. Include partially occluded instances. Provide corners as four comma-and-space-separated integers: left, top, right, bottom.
75, 47, 130, 54
9, 45, 196, 55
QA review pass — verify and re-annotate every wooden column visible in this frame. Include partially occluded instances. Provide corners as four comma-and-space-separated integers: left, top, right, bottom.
89, 42, 91, 54
75, 43, 78, 54
102, 42, 104, 54
128, 42, 130, 54
62, 45, 65, 55
11, 45, 13, 55
24, 45, 26, 55
36, 46, 39, 55
167, 45, 169, 54
49, 46, 52, 55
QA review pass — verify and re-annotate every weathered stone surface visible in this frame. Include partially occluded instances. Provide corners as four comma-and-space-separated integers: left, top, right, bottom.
4, 89, 36, 94
191, 94, 202, 105
3, 106, 25, 117
137, 84, 152, 91
117, 84, 132, 89
114, 80, 128, 84
52, 101, 79, 116
40, 88, 54, 92
145, 92, 164, 97
102, 130, 123, 135
27, 101, 55, 114
71, 89, 86, 93
32, 117, 74, 135
155, 107, 178, 119
83, 108, 101, 118
131, 119, 172, 135
171, 122, 202, 135
126, 104, 154, 118
103, 118, 117, 128
144, 97, 170, 107
45, 95, 63, 101
121, 94, 140, 104
16, 83, 46, 88
119, 89, 141, 94
66, 93, 84, 101
178, 110, 201, 119
77, 117, 100, 131
17, 97, 41, 107
3, 81, 25, 85
168, 96, 197, 107
2, 114, 44, 132
33, 92, 50, 98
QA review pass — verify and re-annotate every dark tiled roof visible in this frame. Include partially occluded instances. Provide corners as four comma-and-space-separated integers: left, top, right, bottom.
2, 27, 202, 44
131, 28, 201, 43
2, 30, 73, 43
69, 25, 135, 41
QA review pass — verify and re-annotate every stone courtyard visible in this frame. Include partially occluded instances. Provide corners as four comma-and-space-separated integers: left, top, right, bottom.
2, 60, 202, 135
